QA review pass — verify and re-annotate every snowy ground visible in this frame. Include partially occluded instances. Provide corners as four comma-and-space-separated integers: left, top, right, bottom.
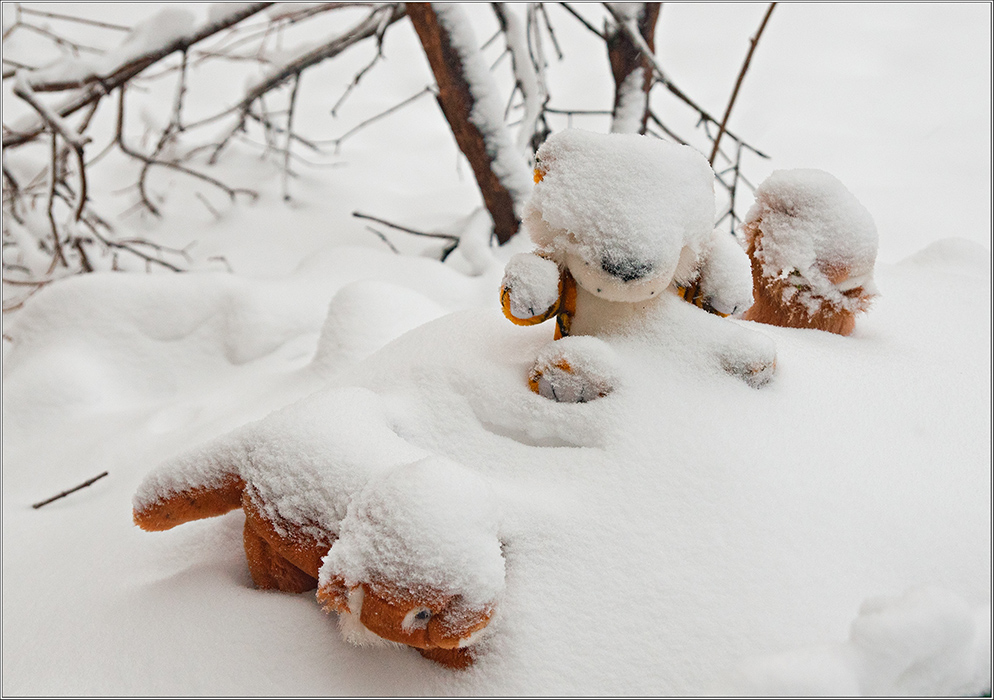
2, 3, 991, 696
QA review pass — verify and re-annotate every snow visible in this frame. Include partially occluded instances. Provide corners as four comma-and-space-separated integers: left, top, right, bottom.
2, 3, 991, 696
746, 168, 879, 314
700, 227, 755, 316
526, 129, 715, 283
500, 252, 560, 319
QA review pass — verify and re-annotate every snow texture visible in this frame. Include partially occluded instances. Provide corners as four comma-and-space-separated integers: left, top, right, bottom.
433, 3, 534, 212
723, 587, 991, 696
526, 129, 715, 284
501, 252, 561, 319
745, 168, 879, 314
699, 228, 755, 315
321, 456, 504, 609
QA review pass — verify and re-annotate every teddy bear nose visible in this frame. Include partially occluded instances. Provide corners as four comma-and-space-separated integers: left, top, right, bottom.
600, 256, 654, 282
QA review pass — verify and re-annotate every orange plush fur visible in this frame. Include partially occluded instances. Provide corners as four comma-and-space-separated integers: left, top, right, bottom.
741, 219, 875, 336
134, 479, 484, 668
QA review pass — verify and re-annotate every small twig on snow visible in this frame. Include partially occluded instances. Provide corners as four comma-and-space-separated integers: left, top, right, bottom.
31, 471, 109, 509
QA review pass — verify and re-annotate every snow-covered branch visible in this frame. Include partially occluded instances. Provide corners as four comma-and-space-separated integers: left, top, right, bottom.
407, 2, 533, 245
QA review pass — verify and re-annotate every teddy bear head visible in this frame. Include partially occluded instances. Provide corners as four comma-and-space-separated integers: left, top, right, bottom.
524, 129, 716, 303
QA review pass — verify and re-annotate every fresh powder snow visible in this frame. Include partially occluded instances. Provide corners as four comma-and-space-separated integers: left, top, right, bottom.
1, 3, 990, 697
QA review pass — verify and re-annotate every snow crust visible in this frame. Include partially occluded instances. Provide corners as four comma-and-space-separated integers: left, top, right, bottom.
526, 129, 715, 281
746, 168, 879, 313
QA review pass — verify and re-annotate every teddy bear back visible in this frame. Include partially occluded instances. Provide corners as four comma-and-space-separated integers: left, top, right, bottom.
525, 129, 715, 280
744, 168, 878, 309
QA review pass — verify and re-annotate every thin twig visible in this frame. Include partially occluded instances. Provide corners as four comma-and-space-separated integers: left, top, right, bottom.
352, 211, 459, 242
364, 226, 399, 254
557, 3, 605, 39
708, 3, 775, 165
32, 471, 109, 509
326, 86, 433, 151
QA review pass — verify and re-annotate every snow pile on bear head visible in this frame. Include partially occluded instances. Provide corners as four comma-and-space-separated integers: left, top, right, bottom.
525, 128, 718, 303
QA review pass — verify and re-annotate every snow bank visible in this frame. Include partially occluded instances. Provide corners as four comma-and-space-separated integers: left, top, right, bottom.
526, 129, 715, 279
745, 168, 879, 314
723, 587, 992, 696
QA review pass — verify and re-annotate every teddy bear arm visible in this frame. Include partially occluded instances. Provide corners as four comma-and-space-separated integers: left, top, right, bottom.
133, 473, 245, 532
500, 283, 561, 326
241, 492, 334, 581
243, 519, 319, 593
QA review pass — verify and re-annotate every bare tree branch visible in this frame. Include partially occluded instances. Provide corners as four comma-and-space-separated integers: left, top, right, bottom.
3, 3, 274, 149
709, 3, 775, 165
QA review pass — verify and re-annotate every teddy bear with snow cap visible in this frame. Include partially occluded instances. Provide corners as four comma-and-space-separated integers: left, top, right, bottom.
133, 386, 504, 669
741, 168, 879, 336
501, 129, 776, 400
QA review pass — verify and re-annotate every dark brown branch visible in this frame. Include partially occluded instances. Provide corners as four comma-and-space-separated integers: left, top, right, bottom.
602, 3, 768, 159
709, 3, 775, 165
557, 3, 606, 40
407, 3, 523, 245
352, 211, 459, 243
606, 3, 660, 134
32, 471, 109, 509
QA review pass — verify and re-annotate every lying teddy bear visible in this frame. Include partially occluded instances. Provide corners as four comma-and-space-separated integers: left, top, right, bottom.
134, 386, 504, 669
500, 129, 775, 401
741, 168, 879, 336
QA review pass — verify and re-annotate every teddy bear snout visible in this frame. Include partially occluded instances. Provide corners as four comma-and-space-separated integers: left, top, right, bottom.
600, 255, 654, 282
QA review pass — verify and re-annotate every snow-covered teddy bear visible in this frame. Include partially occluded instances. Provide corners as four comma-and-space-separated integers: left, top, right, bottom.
133, 386, 504, 669
500, 129, 776, 401
741, 169, 879, 336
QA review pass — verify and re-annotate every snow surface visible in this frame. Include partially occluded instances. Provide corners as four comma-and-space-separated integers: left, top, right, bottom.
2, 3, 991, 696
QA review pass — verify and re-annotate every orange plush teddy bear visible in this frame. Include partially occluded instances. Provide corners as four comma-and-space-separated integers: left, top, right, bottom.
741, 169, 879, 336
134, 386, 504, 669
500, 129, 776, 401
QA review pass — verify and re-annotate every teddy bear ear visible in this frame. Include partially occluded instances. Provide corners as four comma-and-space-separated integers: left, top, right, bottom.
316, 574, 351, 613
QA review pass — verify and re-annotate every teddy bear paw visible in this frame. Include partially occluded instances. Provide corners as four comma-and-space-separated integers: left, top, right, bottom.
528, 336, 618, 403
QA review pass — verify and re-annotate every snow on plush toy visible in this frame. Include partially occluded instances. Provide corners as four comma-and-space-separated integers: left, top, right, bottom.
741, 169, 879, 336
500, 129, 774, 401
133, 386, 503, 669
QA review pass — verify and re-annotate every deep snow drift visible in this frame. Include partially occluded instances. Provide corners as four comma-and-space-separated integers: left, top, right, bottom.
2, 2, 991, 696
2, 234, 990, 695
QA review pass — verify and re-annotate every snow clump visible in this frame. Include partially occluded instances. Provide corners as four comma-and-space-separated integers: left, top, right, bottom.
501, 253, 561, 319
321, 456, 504, 610
526, 129, 716, 285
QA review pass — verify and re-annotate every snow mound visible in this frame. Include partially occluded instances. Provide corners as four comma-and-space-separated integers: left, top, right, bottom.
321, 457, 504, 609
724, 586, 992, 696
526, 129, 716, 276
745, 168, 878, 313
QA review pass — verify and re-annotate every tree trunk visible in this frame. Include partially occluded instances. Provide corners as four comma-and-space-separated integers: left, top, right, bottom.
407, 3, 528, 245
607, 3, 661, 135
